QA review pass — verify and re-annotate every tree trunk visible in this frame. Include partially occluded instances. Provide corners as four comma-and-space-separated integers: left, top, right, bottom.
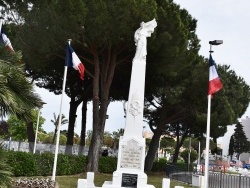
172, 128, 187, 164
87, 51, 100, 172
52, 128, 57, 144
18, 141, 21, 151
26, 121, 35, 153
79, 100, 87, 156
212, 137, 218, 155
65, 98, 79, 154
87, 47, 117, 172
144, 130, 161, 171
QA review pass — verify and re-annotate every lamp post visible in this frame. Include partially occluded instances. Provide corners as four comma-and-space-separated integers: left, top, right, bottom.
204, 40, 223, 188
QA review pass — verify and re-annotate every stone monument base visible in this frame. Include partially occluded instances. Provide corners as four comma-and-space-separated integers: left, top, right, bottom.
77, 172, 155, 188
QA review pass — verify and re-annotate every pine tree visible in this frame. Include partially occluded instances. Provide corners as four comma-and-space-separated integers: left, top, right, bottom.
228, 135, 234, 160
232, 122, 250, 160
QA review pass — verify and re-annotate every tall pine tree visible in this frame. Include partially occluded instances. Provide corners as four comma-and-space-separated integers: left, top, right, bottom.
232, 122, 250, 160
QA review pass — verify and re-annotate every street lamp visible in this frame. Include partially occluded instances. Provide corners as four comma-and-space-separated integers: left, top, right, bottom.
209, 40, 223, 53
204, 40, 223, 188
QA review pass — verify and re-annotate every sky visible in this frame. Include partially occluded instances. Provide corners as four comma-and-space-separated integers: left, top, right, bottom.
36, 0, 250, 136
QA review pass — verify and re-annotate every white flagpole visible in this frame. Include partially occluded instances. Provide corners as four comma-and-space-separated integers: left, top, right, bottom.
0, 19, 2, 33
33, 108, 41, 154
51, 39, 71, 181
204, 94, 211, 188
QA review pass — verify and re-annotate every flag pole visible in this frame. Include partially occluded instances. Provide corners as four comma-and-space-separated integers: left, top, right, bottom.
51, 39, 71, 181
204, 40, 223, 187
0, 18, 3, 33
204, 94, 212, 188
33, 108, 41, 154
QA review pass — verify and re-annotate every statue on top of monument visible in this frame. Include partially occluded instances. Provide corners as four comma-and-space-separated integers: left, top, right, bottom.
133, 18, 157, 61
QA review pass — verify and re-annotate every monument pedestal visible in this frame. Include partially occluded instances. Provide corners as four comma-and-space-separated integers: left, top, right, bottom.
101, 136, 155, 188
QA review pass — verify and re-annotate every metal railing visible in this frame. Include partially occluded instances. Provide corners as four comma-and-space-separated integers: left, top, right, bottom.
166, 164, 250, 188
209, 172, 250, 188
166, 164, 192, 184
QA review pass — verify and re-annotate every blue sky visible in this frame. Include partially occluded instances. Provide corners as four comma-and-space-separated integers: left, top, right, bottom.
37, 0, 250, 135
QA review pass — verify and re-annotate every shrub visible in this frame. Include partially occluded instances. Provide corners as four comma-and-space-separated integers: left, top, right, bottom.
99, 156, 117, 173
0, 142, 13, 188
6, 151, 87, 177
34, 152, 54, 176
7, 151, 37, 176
151, 158, 167, 172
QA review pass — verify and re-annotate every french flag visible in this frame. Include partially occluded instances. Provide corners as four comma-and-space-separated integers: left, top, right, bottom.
208, 54, 222, 95
0, 20, 14, 51
66, 44, 85, 80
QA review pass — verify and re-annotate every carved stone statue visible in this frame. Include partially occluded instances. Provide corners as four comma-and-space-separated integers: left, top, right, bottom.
133, 19, 157, 61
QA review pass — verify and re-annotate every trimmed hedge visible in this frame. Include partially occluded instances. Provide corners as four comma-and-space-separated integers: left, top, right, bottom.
6, 151, 87, 177
99, 156, 117, 173
6, 151, 176, 177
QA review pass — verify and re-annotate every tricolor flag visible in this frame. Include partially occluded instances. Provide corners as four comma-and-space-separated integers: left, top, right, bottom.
208, 54, 222, 95
0, 20, 14, 51
66, 44, 85, 80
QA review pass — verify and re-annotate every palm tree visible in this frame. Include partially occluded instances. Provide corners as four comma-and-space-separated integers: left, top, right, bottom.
51, 113, 69, 144
0, 48, 43, 152
0, 142, 12, 188
0, 48, 43, 120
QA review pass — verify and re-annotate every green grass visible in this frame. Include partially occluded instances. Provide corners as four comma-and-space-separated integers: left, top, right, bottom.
54, 172, 195, 188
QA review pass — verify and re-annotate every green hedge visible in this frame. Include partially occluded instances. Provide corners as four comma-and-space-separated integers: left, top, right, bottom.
99, 156, 117, 173
6, 151, 87, 177
7, 151, 177, 177
7, 151, 38, 176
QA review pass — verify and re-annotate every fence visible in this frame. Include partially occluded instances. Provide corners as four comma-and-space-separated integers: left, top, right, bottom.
209, 172, 250, 188
166, 164, 250, 188
0, 139, 84, 154
0, 139, 118, 156
166, 164, 192, 184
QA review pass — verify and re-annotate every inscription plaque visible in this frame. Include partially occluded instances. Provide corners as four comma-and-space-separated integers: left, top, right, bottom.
121, 173, 138, 187
120, 140, 142, 169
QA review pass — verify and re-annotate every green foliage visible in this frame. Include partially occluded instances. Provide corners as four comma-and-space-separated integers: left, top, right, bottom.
231, 121, 250, 159
183, 137, 216, 154
180, 149, 198, 165
7, 109, 46, 141
51, 113, 68, 144
7, 151, 37, 176
43, 134, 53, 144
160, 136, 176, 148
34, 152, 55, 176
0, 142, 13, 188
0, 48, 43, 120
56, 154, 87, 175
6, 151, 87, 177
98, 156, 117, 173
151, 158, 167, 172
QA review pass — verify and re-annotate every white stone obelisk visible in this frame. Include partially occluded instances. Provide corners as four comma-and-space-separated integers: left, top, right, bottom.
103, 19, 157, 188
123, 19, 157, 138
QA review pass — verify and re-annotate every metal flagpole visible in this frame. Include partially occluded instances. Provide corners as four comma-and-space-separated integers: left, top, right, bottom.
33, 108, 41, 154
204, 40, 223, 188
51, 39, 71, 181
204, 94, 211, 188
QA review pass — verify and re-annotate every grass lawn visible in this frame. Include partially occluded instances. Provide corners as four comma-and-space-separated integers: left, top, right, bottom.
55, 172, 195, 188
